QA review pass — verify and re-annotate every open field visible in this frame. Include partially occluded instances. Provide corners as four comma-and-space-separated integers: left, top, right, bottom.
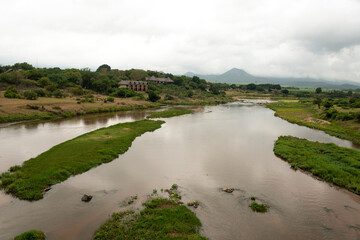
0, 120, 164, 200
267, 100, 360, 145
274, 136, 360, 195
0, 92, 156, 123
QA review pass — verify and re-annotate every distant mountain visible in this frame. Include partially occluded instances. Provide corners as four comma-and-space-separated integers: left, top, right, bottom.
184, 68, 360, 90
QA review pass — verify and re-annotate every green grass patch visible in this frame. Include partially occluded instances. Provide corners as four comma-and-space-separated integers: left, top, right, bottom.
249, 202, 268, 213
94, 193, 208, 239
0, 120, 164, 201
147, 109, 193, 119
0, 113, 56, 123
14, 230, 46, 240
274, 136, 360, 195
267, 100, 360, 145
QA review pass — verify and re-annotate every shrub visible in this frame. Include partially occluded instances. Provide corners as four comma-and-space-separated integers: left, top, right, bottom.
4, 86, 21, 99
45, 84, 57, 92
53, 90, 63, 98
71, 86, 84, 96
23, 90, 38, 100
34, 89, 45, 97
147, 90, 160, 102
107, 96, 114, 102
164, 94, 174, 100
187, 90, 194, 98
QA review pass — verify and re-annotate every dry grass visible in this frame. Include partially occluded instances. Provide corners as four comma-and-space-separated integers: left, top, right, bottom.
0, 92, 151, 117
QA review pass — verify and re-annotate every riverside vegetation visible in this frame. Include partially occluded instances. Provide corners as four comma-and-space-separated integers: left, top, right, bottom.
146, 109, 193, 119
267, 100, 360, 145
94, 187, 207, 240
0, 62, 233, 124
0, 120, 164, 201
274, 136, 360, 195
14, 230, 46, 240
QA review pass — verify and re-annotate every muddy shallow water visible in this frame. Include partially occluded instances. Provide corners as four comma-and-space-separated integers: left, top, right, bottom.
0, 103, 359, 240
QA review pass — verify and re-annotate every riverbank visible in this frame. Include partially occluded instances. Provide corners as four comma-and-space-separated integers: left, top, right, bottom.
0, 93, 161, 124
0, 119, 164, 201
274, 136, 360, 195
267, 100, 360, 145
0, 94, 232, 124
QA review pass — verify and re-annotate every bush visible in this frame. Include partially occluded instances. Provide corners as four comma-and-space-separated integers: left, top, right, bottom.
187, 90, 194, 98
71, 86, 84, 96
147, 90, 160, 102
323, 99, 333, 109
107, 96, 114, 102
4, 86, 21, 99
24, 91, 38, 100
53, 90, 63, 98
45, 84, 57, 92
34, 89, 45, 97
324, 109, 338, 119
164, 94, 174, 100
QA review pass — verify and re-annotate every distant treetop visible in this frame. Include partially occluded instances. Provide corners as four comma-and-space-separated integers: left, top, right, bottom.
96, 64, 111, 73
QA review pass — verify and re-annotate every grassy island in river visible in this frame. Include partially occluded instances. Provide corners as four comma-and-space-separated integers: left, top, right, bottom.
0, 119, 164, 201
146, 109, 193, 119
274, 136, 360, 195
94, 190, 207, 240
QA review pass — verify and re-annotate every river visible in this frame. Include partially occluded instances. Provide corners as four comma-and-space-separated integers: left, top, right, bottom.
0, 102, 359, 240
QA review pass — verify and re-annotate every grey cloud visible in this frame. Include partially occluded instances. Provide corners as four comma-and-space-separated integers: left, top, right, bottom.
0, 0, 360, 82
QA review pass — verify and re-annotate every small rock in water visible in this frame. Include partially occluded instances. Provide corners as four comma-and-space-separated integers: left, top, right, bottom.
81, 194, 93, 202
222, 188, 235, 193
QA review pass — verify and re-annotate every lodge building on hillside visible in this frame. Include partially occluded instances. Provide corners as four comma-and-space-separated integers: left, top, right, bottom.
118, 81, 148, 91
145, 76, 174, 84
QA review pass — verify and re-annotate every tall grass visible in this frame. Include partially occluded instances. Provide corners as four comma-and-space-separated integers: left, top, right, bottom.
274, 136, 360, 195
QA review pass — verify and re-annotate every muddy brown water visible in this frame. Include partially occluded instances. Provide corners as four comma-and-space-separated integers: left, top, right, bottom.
0, 103, 359, 240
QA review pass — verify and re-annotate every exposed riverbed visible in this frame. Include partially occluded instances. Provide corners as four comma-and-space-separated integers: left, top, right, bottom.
0, 103, 359, 240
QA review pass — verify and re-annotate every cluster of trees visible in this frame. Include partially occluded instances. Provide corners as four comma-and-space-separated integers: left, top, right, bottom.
1, 62, 223, 102
310, 88, 360, 122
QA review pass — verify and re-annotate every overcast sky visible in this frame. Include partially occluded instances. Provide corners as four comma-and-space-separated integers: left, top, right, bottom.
1, 0, 360, 82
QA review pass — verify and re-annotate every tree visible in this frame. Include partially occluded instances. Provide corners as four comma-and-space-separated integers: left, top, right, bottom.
130, 69, 147, 81
316, 87, 322, 94
38, 77, 52, 87
246, 83, 256, 90
313, 96, 322, 109
12, 62, 34, 70
281, 89, 289, 95
96, 64, 111, 73
192, 76, 201, 84
65, 70, 82, 85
